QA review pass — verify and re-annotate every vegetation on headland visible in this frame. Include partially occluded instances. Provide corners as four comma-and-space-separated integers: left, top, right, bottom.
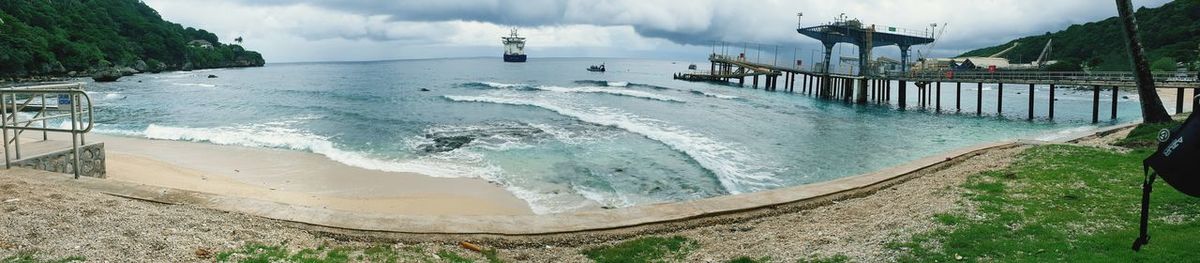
0, 0, 264, 79
891, 115, 1200, 262
959, 0, 1200, 71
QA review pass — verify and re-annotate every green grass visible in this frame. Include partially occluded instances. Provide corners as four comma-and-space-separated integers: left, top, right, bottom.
213, 243, 450, 263
434, 250, 473, 263
1115, 119, 1183, 148
797, 255, 850, 263
1, 252, 84, 263
582, 236, 698, 263
890, 121, 1200, 262
726, 256, 770, 263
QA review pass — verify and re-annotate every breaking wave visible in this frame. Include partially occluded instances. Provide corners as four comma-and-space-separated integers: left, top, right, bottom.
574, 80, 670, 90
689, 90, 739, 100
171, 83, 217, 88
108, 122, 502, 181
445, 95, 778, 194
467, 81, 685, 102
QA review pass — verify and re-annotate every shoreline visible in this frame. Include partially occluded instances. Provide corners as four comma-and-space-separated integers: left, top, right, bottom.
85, 113, 1152, 220
0, 65, 263, 87
61, 123, 1103, 234
90, 133, 533, 216
0, 124, 1143, 262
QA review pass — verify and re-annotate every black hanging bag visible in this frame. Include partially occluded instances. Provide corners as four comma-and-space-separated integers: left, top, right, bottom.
1133, 96, 1200, 251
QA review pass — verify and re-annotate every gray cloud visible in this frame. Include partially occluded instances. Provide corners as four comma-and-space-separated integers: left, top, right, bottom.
145, 0, 1175, 63
237, 0, 567, 26
217, 0, 1173, 52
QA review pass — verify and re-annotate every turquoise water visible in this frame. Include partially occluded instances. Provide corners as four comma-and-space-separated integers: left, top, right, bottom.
81, 58, 1141, 214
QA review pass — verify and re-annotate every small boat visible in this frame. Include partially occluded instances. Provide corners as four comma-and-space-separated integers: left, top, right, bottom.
587, 64, 606, 72
688, 64, 697, 70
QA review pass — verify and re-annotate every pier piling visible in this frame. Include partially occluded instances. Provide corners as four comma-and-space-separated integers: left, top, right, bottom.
1092, 85, 1101, 123
1177, 88, 1184, 114
956, 82, 962, 112
1028, 84, 1035, 120
1111, 86, 1118, 119
1049, 84, 1056, 120
997, 83, 1004, 116
976, 83, 983, 116
790, 73, 796, 92
917, 84, 924, 108
936, 82, 942, 113
886, 80, 891, 102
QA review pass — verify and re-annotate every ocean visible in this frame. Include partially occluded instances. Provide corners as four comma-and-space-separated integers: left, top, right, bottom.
80, 57, 1141, 214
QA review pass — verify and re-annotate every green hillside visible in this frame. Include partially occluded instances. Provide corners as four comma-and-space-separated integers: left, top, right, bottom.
958, 0, 1200, 71
0, 0, 264, 78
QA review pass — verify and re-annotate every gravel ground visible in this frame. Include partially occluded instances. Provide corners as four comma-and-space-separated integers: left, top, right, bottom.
0, 129, 1132, 262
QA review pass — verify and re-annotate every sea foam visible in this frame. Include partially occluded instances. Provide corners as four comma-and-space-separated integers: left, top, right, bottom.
470, 81, 685, 102
133, 123, 501, 181
445, 95, 778, 194
171, 83, 217, 88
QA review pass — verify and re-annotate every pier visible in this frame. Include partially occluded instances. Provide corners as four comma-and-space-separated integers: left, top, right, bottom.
674, 15, 1200, 123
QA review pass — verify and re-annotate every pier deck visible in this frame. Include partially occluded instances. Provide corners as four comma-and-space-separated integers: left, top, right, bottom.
674, 54, 1199, 123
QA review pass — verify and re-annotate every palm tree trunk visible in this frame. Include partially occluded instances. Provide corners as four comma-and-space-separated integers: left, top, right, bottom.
1116, 0, 1173, 123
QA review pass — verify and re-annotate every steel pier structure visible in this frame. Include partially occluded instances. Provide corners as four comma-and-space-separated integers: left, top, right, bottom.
673, 15, 1199, 123
677, 57, 1199, 123
796, 17, 934, 103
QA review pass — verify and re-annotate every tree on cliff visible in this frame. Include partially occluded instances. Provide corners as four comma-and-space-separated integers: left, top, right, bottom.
0, 0, 264, 77
1116, 0, 1173, 123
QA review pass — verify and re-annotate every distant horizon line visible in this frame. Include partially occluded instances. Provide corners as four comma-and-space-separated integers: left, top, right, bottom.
267, 56, 705, 65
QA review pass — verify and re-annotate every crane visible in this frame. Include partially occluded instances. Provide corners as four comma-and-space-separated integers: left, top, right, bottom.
915, 23, 949, 63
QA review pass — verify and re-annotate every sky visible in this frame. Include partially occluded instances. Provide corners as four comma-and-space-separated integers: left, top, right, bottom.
142, 0, 1174, 64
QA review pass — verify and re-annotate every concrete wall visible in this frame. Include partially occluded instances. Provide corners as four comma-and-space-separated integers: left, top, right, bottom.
12, 143, 105, 178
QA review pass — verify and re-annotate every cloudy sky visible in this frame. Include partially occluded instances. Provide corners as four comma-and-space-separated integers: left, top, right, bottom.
143, 0, 1173, 64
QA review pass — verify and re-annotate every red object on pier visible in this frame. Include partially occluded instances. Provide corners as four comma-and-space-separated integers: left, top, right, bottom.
988, 65, 997, 73
945, 71, 954, 79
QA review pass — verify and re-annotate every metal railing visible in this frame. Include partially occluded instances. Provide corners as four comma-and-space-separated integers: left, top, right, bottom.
1, 82, 94, 178
884, 70, 1200, 87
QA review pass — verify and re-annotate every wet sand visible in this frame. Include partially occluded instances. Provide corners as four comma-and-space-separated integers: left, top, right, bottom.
93, 134, 533, 215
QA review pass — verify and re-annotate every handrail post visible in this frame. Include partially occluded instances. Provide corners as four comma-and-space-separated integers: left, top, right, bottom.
1, 91, 9, 169
41, 94, 47, 140
69, 92, 80, 179
76, 84, 87, 145
12, 94, 20, 160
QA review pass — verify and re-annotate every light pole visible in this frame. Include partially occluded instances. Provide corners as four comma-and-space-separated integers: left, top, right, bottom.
797, 12, 803, 29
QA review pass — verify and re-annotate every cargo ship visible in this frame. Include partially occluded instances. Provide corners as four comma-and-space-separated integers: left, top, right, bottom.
502, 29, 527, 63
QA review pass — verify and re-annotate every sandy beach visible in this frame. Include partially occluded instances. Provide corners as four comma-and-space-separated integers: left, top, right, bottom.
1156, 87, 1197, 114
89, 134, 532, 215
0, 132, 1060, 262
0, 121, 1163, 262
